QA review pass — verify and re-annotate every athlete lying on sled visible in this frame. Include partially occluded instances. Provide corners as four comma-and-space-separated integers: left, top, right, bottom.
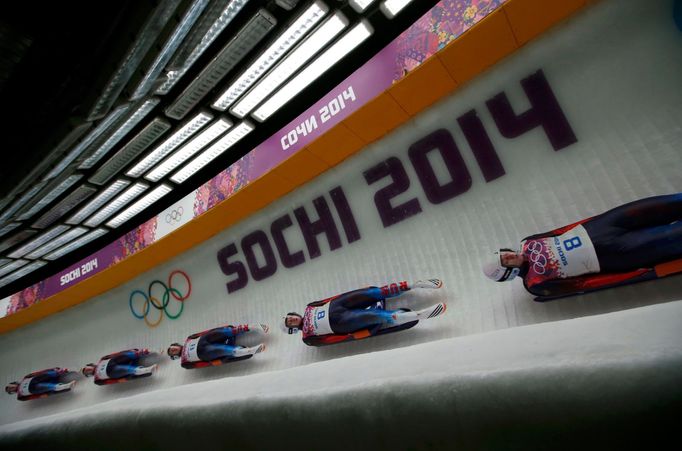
167, 323, 268, 369
82, 348, 158, 385
283, 279, 446, 346
4, 368, 77, 401
482, 193, 682, 300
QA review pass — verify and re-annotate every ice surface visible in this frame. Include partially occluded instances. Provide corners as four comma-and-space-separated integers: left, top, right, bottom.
1, 300, 680, 450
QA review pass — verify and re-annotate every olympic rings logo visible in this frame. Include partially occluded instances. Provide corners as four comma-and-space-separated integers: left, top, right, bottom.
129, 270, 191, 328
165, 206, 184, 224
526, 241, 548, 274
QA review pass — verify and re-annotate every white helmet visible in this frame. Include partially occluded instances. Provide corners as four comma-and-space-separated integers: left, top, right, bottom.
482, 249, 521, 282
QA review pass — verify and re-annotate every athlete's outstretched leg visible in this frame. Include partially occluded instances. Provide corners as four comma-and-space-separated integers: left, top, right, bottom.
108, 363, 156, 378
336, 288, 387, 310
334, 308, 418, 335
199, 343, 241, 361
588, 193, 682, 230
597, 221, 682, 272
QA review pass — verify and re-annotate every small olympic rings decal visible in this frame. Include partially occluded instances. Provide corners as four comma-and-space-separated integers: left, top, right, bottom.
165, 206, 184, 224
129, 270, 192, 327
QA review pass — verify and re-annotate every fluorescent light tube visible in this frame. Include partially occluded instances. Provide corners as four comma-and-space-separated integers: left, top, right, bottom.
7, 225, 70, 258
213, 1, 328, 111
106, 184, 173, 228
380, 0, 413, 18
45, 105, 130, 180
66, 180, 131, 224
25, 227, 88, 259
231, 12, 348, 118
84, 182, 148, 227
131, 0, 210, 100
171, 121, 253, 183
165, 9, 276, 120
349, 0, 377, 12
145, 118, 232, 181
88, 1, 181, 120
44, 228, 108, 261
0, 261, 46, 289
31, 185, 98, 229
80, 98, 160, 169
0, 223, 20, 239
0, 182, 47, 223
89, 118, 171, 185
0, 260, 29, 278
156, 0, 251, 95
17, 175, 83, 221
0, 230, 37, 254
252, 20, 373, 121
127, 112, 213, 177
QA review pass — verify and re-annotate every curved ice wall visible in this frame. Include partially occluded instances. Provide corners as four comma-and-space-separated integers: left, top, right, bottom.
0, 0, 680, 427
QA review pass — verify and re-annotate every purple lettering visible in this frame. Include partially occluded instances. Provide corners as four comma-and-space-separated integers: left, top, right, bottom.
271, 214, 305, 268
216, 243, 248, 293
294, 196, 342, 259
457, 110, 505, 182
408, 129, 472, 204
329, 186, 360, 244
241, 230, 278, 281
364, 157, 422, 228
486, 69, 577, 151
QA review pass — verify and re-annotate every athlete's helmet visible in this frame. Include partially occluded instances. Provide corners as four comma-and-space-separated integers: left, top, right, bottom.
282, 312, 302, 334
81, 364, 96, 377
482, 249, 521, 282
167, 343, 183, 360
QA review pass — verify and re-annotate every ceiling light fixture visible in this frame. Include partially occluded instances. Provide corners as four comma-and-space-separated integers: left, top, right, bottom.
80, 98, 160, 169
171, 121, 253, 183
84, 183, 148, 227
0, 231, 37, 254
87, 0, 182, 120
0, 261, 46, 289
89, 118, 171, 186
31, 185, 98, 229
106, 184, 173, 228
252, 20, 373, 121
380, 0, 413, 18
44, 228, 108, 261
131, 0, 210, 101
155, 0, 251, 95
213, 1, 328, 111
45, 105, 131, 180
16, 175, 83, 221
349, 0, 377, 12
230, 12, 348, 118
25, 227, 89, 260
126, 112, 213, 177
0, 182, 47, 223
7, 225, 70, 259
165, 9, 276, 120
66, 180, 131, 225
145, 118, 232, 181
0, 223, 21, 240
0, 260, 29, 279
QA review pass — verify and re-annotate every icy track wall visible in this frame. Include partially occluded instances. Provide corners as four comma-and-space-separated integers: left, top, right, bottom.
1, 0, 681, 427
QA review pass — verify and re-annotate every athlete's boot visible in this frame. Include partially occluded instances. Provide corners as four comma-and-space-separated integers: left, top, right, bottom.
416, 302, 447, 320
133, 364, 157, 376
412, 279, 443, 289
232, 344, 265, 358
54, 381, 76, 392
